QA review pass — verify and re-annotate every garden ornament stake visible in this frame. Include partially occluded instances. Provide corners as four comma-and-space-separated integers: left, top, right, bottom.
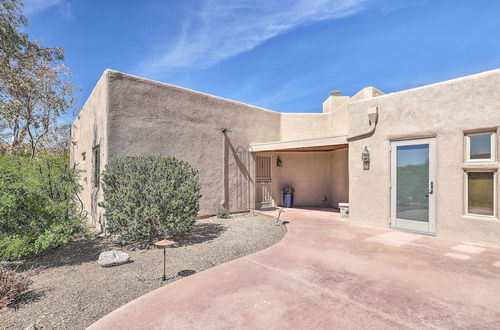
154, 239, 176, 281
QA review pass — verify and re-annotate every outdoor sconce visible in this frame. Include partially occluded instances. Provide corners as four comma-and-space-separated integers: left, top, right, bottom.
276, 156, 283, 167
361, 146, 370, 170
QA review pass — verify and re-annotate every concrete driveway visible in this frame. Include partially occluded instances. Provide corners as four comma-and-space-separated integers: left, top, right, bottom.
89, 208, 500, 329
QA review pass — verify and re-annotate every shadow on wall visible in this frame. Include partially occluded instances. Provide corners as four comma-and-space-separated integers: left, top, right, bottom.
223, 133, 254, 212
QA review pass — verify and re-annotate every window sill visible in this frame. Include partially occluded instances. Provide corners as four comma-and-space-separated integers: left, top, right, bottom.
461, 162, 498, 170
463, 215, 498, 222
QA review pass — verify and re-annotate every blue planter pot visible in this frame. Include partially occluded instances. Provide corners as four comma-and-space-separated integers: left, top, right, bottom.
283, 193, 294, 208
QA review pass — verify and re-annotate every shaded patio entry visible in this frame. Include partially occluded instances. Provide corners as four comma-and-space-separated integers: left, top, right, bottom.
253, 143, 349, 210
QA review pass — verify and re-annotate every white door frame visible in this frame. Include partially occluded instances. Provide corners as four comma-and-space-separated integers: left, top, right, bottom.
390, 138, 436, 234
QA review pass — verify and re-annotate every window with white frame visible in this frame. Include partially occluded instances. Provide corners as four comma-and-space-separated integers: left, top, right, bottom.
465, 131, 496, 162
465, 170, 496, 216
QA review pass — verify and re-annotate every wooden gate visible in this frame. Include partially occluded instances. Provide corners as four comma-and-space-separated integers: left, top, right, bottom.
256, 155, 273, 208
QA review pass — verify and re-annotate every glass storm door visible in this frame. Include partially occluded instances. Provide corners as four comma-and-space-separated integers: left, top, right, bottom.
390, 138, 436, 234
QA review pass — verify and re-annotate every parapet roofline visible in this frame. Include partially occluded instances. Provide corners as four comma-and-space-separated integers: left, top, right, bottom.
104, 69, 284, 115
349, 68, 500, 103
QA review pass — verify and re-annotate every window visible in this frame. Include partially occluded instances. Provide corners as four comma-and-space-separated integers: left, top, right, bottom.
465, 131, 496, 162
93, 147, 100, 188
465, 171, 496, 216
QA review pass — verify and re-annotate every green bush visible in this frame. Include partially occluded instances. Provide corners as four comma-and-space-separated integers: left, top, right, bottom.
216, 206, 231, 219
0, 154, 83, 260
99, 156, 201, 244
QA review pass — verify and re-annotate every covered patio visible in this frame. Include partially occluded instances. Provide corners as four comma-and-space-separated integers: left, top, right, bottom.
250, 135, 349, 210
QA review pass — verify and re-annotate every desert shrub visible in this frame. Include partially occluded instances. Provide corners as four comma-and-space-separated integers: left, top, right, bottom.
216, 206, 231, 219
0, 154, 83, 260
0, 267, 36, 308
99, 156, 201, 244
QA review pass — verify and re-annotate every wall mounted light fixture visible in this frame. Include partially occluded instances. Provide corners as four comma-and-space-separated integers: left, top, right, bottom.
276, 156, 282, 167
362, 146, 370, 170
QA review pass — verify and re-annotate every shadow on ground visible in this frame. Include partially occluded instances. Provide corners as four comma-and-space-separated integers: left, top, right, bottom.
178, 269, 196, 277
4, 239, 117, 272
174, 223, 226, 247
7, 288, 48, 310
5, 222, 226, 271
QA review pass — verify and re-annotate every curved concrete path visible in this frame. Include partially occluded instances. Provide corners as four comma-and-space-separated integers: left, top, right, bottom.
89, 209, 500, 329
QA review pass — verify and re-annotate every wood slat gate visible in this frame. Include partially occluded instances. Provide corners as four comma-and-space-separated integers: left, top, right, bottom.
256, 155, 273, 208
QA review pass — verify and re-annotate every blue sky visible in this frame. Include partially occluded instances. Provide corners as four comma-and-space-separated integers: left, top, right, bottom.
23, 0, 500, 123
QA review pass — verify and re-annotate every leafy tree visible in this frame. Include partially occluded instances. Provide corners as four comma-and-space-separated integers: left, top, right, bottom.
0, 0, 76, 159
40, 123, 71, 153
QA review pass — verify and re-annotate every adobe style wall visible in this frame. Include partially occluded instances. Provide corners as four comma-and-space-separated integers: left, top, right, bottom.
329, 148, 349, 207
105, 70, 284, 216
70, 72, 109, 232
72, 70, 350, 225
348, 69, 500, 245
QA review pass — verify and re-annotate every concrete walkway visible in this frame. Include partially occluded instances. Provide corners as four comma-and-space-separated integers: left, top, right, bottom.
89, 208, 500, 329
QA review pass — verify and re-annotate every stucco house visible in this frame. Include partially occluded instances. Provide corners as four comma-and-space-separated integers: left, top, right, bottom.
71, 68, 500, 246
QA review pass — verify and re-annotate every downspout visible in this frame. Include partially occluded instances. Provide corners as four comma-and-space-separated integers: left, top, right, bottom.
221, 128, 230, 209
346, 107, 379, 141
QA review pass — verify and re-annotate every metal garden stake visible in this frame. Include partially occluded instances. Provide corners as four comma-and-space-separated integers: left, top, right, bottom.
154, 239, 175, 281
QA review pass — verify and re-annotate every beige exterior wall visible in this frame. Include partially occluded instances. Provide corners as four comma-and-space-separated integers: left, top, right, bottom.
274, 152, 331, 207
329, 148, 349, 207
72, 67, 500, 246
348, 69, 500, 245
70, 71, 109, 232
105, 71, 282, 216
280, 113, 331, 140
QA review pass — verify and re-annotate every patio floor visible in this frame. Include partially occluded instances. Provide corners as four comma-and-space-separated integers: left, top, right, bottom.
89, 208, 500, 329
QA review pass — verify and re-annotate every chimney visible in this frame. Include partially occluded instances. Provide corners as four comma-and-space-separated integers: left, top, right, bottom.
323, 90, 350, 113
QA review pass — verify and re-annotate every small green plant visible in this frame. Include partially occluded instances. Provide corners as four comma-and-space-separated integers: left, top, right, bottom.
216, 206, 231, 219
0, 154, 83, 260
281, 185, 295, 194
99, 156, 201, 244
0, 267, 36, 308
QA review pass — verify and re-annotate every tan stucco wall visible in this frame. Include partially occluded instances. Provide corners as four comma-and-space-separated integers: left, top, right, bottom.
273, 152, 331, 207
70, 71, 109, 232
348, 69, 500, 245
329, 148, 349, 207
280, 113, 331, 140
73, 67, 500, 246
72, 70, 345, 226
328, 102, 350, 136
105, 71, 282, 216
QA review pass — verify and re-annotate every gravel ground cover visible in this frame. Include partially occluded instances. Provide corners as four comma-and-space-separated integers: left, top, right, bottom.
0, 213, 286, 330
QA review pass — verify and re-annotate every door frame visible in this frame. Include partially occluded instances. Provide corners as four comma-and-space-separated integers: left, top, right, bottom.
390, 137, 436, 234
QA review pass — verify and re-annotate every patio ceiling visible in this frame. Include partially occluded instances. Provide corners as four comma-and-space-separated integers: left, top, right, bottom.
249, 135, 348, 152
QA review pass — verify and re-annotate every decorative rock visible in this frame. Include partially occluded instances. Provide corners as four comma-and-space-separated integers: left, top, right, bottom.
25, 325, 37, 330
98, 250, 130, 267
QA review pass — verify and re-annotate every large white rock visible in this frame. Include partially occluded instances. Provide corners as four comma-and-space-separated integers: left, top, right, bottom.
98, 250, 130, 267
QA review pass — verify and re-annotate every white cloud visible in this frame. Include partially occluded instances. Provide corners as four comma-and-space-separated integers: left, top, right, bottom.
24, 0, 73, 18
138, 0, 367, 77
